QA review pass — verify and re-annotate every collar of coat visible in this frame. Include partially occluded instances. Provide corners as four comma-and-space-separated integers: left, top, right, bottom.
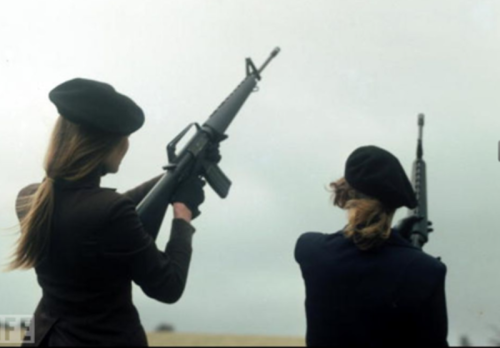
385, 228, 421, 251
339, 226, 421, 251
53, 169, 103, 190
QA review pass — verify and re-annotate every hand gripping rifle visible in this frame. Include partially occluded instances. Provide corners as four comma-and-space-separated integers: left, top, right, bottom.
407, 114, 429, 248
137, 47, 281, 239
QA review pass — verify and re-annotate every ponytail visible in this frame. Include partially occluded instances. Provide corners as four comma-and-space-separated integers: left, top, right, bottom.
330, 177, 396, 250
7, 116, 123, 271
8, 179, 55, 270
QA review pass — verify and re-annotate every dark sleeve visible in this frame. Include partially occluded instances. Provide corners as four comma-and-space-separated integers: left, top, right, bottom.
417, 263, 449, 346
121, 174, 163, 206
104, 195, 195, 304
15, 183, 40, 222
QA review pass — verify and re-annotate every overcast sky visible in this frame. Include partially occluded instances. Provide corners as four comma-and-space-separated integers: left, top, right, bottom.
1, 0, 500, 345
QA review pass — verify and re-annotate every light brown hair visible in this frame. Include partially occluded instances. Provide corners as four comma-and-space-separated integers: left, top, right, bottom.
7, 116, 123, 270
330, 177, 396, 250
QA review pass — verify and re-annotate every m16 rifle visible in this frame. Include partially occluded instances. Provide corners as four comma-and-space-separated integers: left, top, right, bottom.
137, 47, 281, 240
408, 113, 429, 248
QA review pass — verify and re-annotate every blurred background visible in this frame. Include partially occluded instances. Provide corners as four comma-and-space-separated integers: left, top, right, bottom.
1, 1, 500, 346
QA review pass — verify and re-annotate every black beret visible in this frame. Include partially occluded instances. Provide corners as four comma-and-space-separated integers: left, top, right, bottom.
49, 78, 144, 135
345, 145, 417, 209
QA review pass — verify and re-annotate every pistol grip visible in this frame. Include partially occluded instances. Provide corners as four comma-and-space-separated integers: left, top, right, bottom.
203, 163, 232, 198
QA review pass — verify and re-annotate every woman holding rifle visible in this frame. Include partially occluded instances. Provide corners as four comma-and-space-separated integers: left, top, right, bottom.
295, 145, 448, 346
9, 78, 210, 346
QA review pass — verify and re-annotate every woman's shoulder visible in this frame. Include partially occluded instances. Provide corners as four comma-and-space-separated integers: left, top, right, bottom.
395, 250, 447, 302
47, 183, 136, 225
409, 249, 447, 277
294, 231, 344, 263
386, 243, 447, 291
297, 230, 344, 244
15, 183, 41, 221
85, 186, 129, 204
18, 183, 40, 197
69, 187, 137, 222
385, 230, 446, 273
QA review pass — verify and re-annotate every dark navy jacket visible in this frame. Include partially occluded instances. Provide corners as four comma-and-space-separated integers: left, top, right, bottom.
295, 229, 448, 347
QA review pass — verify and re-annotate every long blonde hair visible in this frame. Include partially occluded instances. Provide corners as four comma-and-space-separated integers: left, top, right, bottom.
7, 116, 123, 270
330, 177, 396, 250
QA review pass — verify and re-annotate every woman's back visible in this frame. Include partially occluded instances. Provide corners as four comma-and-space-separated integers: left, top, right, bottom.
16, 174, 159, 345
11, 78, 205, 346
295, 145, 448, 347
295, 230, 447, 347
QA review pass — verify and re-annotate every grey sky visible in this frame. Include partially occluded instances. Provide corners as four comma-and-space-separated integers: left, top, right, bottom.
1, 0, 500, 345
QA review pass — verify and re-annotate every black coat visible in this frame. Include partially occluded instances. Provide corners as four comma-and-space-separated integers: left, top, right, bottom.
16, 171, 195, 346
295, 229, 448, 347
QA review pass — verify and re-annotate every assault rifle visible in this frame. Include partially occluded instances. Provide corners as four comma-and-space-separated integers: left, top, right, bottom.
408, 113, 429, 248
137, 48, 280, 239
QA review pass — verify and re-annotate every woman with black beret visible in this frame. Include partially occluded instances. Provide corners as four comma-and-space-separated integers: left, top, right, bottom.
295, 145, 448, 347
8, 78, 209, 346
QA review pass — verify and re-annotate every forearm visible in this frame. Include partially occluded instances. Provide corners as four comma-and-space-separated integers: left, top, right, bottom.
137, 218, 195, 303
163, 218, 196, 299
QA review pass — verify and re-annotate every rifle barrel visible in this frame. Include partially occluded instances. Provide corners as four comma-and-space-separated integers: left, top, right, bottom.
417, 113, 424, 159
258, 47, 281, 74
203, 47, 280, 136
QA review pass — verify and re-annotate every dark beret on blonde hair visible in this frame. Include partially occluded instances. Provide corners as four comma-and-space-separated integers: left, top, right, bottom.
49, 78, 144, 135
344, 145, 417, 209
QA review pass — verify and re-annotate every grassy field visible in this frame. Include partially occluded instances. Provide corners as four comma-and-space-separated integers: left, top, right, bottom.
1, 331, 305, 347
148, 332, 305, 346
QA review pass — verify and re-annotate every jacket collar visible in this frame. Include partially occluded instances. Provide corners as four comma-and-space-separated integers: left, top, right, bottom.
53, 169, 102, 190
339, 226, 421, 251
384, 228, 421, 251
